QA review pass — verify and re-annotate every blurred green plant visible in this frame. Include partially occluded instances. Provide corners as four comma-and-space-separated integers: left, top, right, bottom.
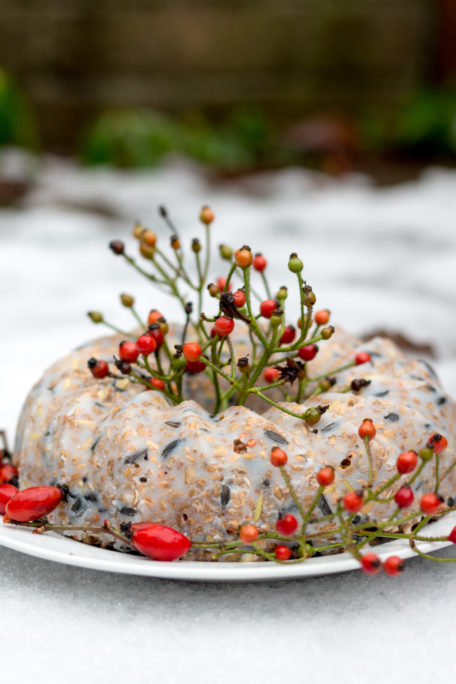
0, 68, 39, 149
81, 107, 275, 171
81, 110, 179, 167
361, 85, 456, 158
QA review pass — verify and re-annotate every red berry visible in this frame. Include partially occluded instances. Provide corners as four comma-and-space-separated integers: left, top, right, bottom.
185, 360, 206, 374
119, 341, 139, 363
275, 513, 298, 536
147, 309, 163, 326
148, 324, 165, 349
6, 486, 63, 522
0, 484, 18, 514
270, 447, 288, 467
136, 334, 157, 356
263, 367, 280, 384
298, 344, 318, 362
394, 485, 414, 508
396, 450, 418, 474
355, 352, 371, 365
233, 290, 246, 308
213, 316, 235, 337
314, 309, 330, 326
420, 493, 442, 515
317, 466, 335, 487
343, 490, 364, 513
383, 555, 404, 577
361, 552, 381, 575
279, 325, 296, 345
217, 277, 231, 292
131, 523, 191, 561
260, 299, 277, 319
239, 524, 259, 544
427, 433, 448, 455
275, 545, 292, 561
253, 253, 267, 272
183, 342, 202, 362
448, 526, 456, 544
88, 358, 109, 379
358, 418, 376, 441
0, 463, 18, 484
149, 378, 165, 391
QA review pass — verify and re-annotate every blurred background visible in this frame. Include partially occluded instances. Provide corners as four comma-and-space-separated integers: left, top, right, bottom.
1, 0, 456, 178
1, 0, 456, 434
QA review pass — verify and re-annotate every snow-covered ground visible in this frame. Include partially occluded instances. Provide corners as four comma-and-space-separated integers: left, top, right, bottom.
0, 150, 456, 684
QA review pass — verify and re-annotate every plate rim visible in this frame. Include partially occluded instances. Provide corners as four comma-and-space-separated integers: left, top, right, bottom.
0, 513, 454, 582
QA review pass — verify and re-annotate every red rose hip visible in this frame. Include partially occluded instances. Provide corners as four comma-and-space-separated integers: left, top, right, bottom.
448, 526, 456, 544
270, 447, 288, 467
88, 358, 109, 379
394, 485, 414, 508
361, 552, 381, 575
298, 344, 318, 362
383, 555, 405, 576
343, 490, 364, 513
253, 253, 267, 272
317, 466, 335, 487
147, 309, 164, 326
355, 352, 371, 365
213, 316, 235, 337
314, 309, 330, 326
358, 418, 376, 441
260, 299, 277, 319
148, 324, 165, 349
275, 513, 298, 536
239, 524, 259, 544
233, 290, 246, 308
131, 523, 191, 561
6, 486, 63, 522
279, 325, 296, 345
185, 360, 206, 374
420, 493, 442, 515
149, 378, 165, 391
136, 334, 157, 356
119, 341, 139, 363
217, 277, 231, 292
0, 463, 18, 484
427, 433, 448, 454
263, 367, 280, 384
183, 342, 202, 362
396, 450, 418, 474
0, 484, 18, 514
275, 545, 292, 561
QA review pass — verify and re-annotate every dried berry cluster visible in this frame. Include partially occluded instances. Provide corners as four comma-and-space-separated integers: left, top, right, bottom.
86, 206, 374, 422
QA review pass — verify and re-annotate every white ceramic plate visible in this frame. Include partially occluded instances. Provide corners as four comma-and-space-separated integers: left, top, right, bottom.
0, 514, 454, 582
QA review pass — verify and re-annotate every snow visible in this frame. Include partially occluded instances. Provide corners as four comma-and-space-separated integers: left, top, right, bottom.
0, 150, 455, 683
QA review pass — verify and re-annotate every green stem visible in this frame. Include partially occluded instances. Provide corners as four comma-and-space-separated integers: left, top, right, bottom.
278, 466, 307, 521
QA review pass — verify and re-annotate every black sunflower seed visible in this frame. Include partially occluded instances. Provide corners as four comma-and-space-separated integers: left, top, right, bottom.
264, 429, 288, 445
384, 413, 399, 422
124, 448, 148, 465
318, 494, 332, 516
161, 439, 183, 461
220, 484, 231, 509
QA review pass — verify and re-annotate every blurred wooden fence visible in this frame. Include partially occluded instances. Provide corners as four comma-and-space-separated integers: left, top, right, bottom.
0, 0, 438, 149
